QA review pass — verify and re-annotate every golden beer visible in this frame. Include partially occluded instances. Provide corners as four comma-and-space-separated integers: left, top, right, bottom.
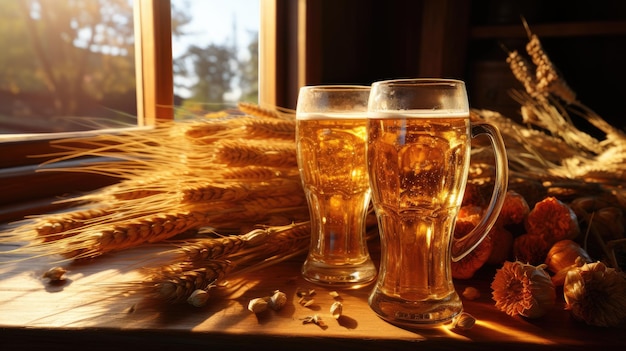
367, 113, 469, 323
366, 78, 508, 327
296, 114, 376, 287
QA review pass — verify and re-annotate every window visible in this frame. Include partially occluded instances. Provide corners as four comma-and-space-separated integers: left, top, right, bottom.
0, 0, 139, 136
0, 0, 271, 222
0, 0, 263, 137
170, 0, 260, 117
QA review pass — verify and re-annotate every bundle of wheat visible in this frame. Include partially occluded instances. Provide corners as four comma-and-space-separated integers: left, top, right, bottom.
0, 103, 309, 261
470, 21, 626, 268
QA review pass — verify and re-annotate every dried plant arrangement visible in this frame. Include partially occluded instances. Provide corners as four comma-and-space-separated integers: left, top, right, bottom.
0, 104, 320, 306
468, 21, 626, 274
2, 105, 307, 258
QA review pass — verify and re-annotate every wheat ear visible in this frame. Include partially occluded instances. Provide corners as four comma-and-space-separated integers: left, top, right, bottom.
504, 47, 537, 97
522, 19, 576, 104
144, 259, 232, 303
215, 139, 297, 167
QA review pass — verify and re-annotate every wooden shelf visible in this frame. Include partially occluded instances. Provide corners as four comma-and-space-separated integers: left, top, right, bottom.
470, 20, 626, 39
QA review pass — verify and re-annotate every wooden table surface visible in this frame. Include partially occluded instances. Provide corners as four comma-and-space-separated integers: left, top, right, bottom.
1, 235, 624, 351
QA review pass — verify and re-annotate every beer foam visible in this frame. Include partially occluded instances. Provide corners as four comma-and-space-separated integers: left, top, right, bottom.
368, 110, 469, 119
296, 112, 368, 120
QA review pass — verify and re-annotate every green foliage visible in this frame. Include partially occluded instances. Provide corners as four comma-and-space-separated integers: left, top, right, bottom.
0, 0, 258, 129
0, 0, 136, 117
238, 36, 259, 103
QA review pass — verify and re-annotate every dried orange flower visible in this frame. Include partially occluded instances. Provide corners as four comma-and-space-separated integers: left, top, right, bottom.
525, 197, 580, 243
564, 261, 626, 327
513, 233, 550, 265
491, 261, 556, 319
496, 190, 530, 227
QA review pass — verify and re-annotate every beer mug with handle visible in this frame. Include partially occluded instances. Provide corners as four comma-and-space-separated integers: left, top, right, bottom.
366, 78, 508, 326
296, 85, 377, 289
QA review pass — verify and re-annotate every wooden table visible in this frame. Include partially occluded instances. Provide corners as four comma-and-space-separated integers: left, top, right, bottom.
1, 236, 623, 351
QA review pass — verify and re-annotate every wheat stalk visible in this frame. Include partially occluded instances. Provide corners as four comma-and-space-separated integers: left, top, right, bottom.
143, 259, 233, 303
133, 221, 311, 304
220, 165, 299, 181
475, 22, 626, 269
504, 47, 537, 98
215, 139, 297, 167
237, 101, 295, 120
522, 18, 577, 104
241, 118, 296, 140
0, 103, 312, 264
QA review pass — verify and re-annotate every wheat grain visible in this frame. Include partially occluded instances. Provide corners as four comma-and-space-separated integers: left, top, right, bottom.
181, 182, 250, 203
262, 221, 311, 254
242, 118, 296, 140
184, 121, 230, 140
523, 20, 576, 104
173, 235, 247, 262
247, 179, 304, 198
220, 165, 296, 181
207, 199, 308, 228
244, 193, 306, 213
215, 139, 297, 167
145, 259, 232, 303
35, 207, 113, 241
505, 48, 537, 97
1, 103, 309, 264
58, 208, 213, 260
237, 102, 284, 119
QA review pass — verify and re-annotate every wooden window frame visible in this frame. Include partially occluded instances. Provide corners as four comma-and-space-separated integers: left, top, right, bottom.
134, 0, 174, 124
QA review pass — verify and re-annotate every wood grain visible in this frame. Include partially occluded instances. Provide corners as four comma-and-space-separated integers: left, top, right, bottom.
0, 237, 623, 350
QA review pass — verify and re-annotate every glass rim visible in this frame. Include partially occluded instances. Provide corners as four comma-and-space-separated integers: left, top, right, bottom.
371, 78, 464, 87
299, 85, 371, 92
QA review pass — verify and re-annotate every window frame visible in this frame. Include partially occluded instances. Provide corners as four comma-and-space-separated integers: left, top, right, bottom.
134, 0, 174, 125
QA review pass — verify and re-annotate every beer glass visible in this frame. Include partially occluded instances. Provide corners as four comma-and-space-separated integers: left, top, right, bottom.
366, 78, 508, 326
296, 85, 377, 288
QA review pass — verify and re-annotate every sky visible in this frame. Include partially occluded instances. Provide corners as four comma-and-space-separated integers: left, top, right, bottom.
171, 0, 259, 99
171, 0, 259, 60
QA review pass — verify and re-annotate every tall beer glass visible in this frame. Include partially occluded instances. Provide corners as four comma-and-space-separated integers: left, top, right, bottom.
367, 79, 508, 326
296, 85, 377, 288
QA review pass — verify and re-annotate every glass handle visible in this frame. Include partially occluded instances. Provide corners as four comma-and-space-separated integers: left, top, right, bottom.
451, 122, 509, 262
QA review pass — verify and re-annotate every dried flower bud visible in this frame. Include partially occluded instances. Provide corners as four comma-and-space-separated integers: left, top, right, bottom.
592, 207, 625, 241
187, 289, 209, 307
525, 197, 580, 243
564, 261, 626, 327
545, 240, 592, 274
491, 261, 556, 319
248, 297, 269, 313
496, 190, 531, 227
513, 233, 550, 265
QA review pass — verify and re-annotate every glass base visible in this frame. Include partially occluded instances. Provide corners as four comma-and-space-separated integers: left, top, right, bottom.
368, 289, 463, 328
301, 259, 377, 289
